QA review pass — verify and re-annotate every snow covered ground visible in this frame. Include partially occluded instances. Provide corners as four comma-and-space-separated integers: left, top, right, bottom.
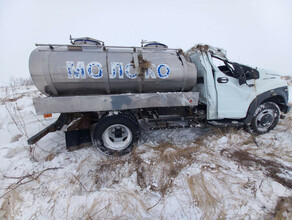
0, 82, 291, 219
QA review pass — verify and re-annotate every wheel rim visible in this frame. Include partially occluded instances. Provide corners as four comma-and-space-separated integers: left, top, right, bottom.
102, 124, 133, 151
255, 109, 276, 132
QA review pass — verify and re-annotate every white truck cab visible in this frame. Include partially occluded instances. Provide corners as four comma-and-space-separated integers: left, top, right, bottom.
188, 44, 290, 134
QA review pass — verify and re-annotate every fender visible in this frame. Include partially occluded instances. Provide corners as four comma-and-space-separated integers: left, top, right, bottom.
243, 86, 290, 124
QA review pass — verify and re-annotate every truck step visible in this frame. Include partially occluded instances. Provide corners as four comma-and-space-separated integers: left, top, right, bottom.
208, 120, 244, 127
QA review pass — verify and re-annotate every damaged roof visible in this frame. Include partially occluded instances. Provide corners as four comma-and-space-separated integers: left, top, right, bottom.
187, 44, 227, 60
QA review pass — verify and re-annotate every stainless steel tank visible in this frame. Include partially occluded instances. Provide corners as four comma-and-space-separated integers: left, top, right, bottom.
29, 38, 197, 96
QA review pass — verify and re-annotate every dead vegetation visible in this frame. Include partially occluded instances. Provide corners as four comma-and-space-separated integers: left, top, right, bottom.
93, 142, 199, 195
9, 77, 33, 87
140, 142, 198, 192
222, 149, 292, 189
0, 87, 25, 105
130, 55, 152, 78
0, 167, 62, 199
137, 54, 151, 78
1, 85, 47, 162
3, 86, 37, 160
192, 44, 209, 52
5, 101, 28, 138
186, 174, 223, 219
273, 197, 292, 219
177, 49, 191, 62
0, 190, 22, 219
281, 75, 292, 86
1, 83, 291, 218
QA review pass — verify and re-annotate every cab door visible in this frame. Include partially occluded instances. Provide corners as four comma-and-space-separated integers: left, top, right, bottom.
211, 56, 257, 119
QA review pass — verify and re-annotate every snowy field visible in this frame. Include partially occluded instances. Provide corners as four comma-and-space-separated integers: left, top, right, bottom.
0, 81, 291, 219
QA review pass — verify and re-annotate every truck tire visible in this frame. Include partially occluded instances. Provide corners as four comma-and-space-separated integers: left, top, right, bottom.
93, 114, 140, 156
246, 102, 280, 134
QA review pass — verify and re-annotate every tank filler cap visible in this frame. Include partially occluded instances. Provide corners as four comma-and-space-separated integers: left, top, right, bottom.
141, 40, 168, 48
70, 35, 104, 46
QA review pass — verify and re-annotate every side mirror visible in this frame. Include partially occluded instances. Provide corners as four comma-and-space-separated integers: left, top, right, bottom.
232, 62, 246, 86
245, 70, 253, 80
239, 77, 246, 85
246, 70, 252, 75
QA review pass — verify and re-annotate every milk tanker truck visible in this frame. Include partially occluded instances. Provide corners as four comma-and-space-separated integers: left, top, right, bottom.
27, 37, 290, 155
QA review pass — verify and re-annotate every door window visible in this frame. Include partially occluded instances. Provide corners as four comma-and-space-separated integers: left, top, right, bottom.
212, 56, 259, 80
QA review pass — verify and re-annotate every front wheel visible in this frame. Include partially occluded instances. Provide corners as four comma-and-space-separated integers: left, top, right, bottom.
93, 113, 140, 156
246, 102, 280, 134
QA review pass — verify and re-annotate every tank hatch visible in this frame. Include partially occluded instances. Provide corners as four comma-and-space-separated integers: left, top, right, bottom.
70, 36, 104, 46
142, 40, 168, 48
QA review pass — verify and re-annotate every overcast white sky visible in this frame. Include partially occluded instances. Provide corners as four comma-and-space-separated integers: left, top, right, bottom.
0, 0, 291, 86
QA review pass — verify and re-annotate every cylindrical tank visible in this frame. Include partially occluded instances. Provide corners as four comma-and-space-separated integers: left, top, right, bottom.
29, 38, 197, 96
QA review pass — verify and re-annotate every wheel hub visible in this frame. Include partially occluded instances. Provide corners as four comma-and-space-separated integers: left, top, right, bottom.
256, 109, 275, 131
260, 114, 273, 126
114, 128, 123, 138
102, 124, 133, 151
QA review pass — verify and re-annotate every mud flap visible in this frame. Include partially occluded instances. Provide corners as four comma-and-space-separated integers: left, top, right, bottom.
65, 129, 92, 151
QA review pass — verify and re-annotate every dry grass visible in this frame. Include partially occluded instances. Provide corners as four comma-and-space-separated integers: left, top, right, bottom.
3, 86, 41, 161
223, 149, 292, 189
0, 190, 22, 218
281, 75, 292, 86
186, 174, 221, 219
4, 87, 28, 140
92, 142, 200, 195
190, 44, 209, 53
177, 49, 190, 61
273, 197, 292, 220
9, 77, 33, 87
1, 82, 291, 218
129, 55, 151, 79
137, 54, 151, 78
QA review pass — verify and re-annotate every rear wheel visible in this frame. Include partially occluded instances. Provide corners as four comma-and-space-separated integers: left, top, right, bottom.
93, 113, 140, 155
246, 102, 280, 134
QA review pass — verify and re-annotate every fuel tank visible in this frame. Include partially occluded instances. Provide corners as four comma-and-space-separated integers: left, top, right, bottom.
29, 38, 197, 96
